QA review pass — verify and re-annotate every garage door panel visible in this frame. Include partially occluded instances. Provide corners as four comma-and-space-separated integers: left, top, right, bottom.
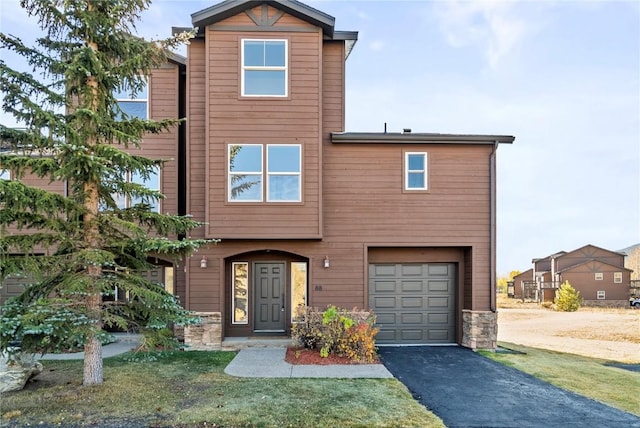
376, 313, 397, 325
401, 280, 423, 292
428, 296, 450, 308
401, 296, 423, 308
372, 296, 397, 308
427, 313, 450, 324
428, 280, 450, 292
400, 329, 423, 341
372, 265, 396, 276
401, 265, 423, 276
369, 262, 455, 345
428, 329, 450, 341
372, 280, 397, 293
401, 313, 423, 324
428, 264, 450, 276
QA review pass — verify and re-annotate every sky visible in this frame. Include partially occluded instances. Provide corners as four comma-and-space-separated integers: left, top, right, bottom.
1, 0, 639, 275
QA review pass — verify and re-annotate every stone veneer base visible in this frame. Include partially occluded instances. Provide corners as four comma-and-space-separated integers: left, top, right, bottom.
461, 309, 497, 350
183, 312, 223, 351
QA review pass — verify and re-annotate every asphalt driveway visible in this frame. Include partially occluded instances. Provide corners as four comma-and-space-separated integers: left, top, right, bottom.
378, 346, 640, 428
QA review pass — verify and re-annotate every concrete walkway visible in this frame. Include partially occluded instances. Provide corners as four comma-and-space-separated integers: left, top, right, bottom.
224, 347, 393, 378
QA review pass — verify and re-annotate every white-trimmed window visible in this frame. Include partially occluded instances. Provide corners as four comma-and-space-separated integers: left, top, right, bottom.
114, 79, 148, 119
228, 144, 301, 202
405, 152, 428, 190
614, 272, 622, 283
291, 262, 307, 322
241, 39, 287, 97
232, 262, 249, 325
597, 290, 605, 300
595, 272, 603, 280
0, 169, 10, 180
114, 167, 161, 212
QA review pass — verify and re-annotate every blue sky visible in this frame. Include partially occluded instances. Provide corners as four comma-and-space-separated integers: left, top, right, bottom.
1, 0, 638, 275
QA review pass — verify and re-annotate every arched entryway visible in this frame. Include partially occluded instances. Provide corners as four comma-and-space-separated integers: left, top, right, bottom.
225, 250, 309, 337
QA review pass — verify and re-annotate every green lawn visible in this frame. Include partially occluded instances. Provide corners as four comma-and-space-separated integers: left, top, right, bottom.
1, 351, 444, 427
481, 342, 640, 416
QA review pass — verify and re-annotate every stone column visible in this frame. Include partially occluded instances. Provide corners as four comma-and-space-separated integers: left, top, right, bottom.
183, 312, 222, 350
461, 310, 497, 350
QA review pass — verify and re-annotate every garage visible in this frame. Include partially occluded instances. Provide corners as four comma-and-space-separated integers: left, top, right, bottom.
369, 263, 456, 345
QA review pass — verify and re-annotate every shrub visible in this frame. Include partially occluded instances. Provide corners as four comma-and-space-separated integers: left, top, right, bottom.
291, 305, 378, 362
554, 281, 582, 312
338, 322, 379, 363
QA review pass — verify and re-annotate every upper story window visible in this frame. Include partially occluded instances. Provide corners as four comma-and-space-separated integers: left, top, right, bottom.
405, 152, 428, 191
241, 39, 287, 97
595, 272, 603, 280
614, 272, 622, 283
114, 167, 160, 212
0, 169, 10, 180
114, 80, 148, 119
229, 144, 301, 202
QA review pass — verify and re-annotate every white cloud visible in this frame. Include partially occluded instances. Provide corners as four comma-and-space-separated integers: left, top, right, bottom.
432, 1, 529, 69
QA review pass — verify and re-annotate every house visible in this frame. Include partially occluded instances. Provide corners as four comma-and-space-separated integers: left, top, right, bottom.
517, 244, 633, 306
1, 0, 515, 350
173, 0, 513, 351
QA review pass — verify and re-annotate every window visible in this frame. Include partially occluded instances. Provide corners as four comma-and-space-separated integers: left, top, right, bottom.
113, 167, 160, 212
597, 290, 605, 300
114, 79, 148, 119
232, 262, 249, 324
291, 262, 307, 322
0, 169, 9, 180
405, 152, 428, 190
595, 272, 603, 280
228, 144, 301, 202
242, 39, 287, 96
614, 272, 622, 283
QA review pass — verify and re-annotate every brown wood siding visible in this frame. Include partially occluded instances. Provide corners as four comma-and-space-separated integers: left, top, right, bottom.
560, 261, 630, 301
186, 39, 207, 239
140, 65, 180, 215
322, 41, 345, 133
202, 12, 323, 239
557, 245, 625, 271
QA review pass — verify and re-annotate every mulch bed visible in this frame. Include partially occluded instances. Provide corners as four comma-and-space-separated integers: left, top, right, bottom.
284, 347, 380, 365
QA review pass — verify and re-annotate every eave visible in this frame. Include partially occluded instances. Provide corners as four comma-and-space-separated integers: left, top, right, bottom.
331, 132, 515, 145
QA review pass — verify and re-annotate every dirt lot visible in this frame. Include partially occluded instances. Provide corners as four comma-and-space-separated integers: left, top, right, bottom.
498, 304, 640, 363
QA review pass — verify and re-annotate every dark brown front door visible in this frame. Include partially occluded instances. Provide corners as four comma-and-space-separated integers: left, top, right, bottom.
254, 263, 286, 332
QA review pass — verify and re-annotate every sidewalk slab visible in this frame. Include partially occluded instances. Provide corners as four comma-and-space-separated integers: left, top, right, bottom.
224, 347, 393, 378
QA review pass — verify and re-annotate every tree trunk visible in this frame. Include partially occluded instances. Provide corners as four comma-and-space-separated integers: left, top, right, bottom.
83, 324, 103, 386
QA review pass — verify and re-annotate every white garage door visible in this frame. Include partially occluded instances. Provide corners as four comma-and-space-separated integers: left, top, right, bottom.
369, 263, 456, 344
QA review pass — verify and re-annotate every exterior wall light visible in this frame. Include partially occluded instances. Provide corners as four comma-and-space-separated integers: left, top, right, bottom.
323, 256, 330, 268
200, 256, 208, 269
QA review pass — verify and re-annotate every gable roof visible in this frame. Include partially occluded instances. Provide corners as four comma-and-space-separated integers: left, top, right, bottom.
191, 0, 336, 37
558, 259, 633, 274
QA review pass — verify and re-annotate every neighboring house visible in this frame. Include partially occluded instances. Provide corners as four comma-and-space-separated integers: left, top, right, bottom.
0, 55, 186, 305
2, 0, 516, 350
511, 269, 534, 300
520, 244, 633, 306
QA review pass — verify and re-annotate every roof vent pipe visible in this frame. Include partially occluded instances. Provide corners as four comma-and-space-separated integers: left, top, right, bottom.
403, 128, 412, 134
384, 122, 387, 133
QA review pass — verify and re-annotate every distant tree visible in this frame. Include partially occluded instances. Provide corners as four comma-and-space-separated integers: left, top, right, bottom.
497, 270, 521, 294
554, 281, 582, 312
0, 0, 212, 386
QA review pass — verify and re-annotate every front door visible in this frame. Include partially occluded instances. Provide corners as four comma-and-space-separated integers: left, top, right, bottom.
254, 262, 286, 332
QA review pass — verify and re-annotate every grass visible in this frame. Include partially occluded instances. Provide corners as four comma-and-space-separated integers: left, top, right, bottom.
1, 351, 444, 427
481, 342, 640, 416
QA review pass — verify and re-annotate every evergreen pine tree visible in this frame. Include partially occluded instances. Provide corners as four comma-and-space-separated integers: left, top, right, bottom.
0, 0, 212, 385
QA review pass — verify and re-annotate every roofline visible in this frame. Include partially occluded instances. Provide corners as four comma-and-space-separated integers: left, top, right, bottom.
191, 0, 335, 37
331, 132, 515, 145
166, 51, 186, 65
557, 259, 634, 273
